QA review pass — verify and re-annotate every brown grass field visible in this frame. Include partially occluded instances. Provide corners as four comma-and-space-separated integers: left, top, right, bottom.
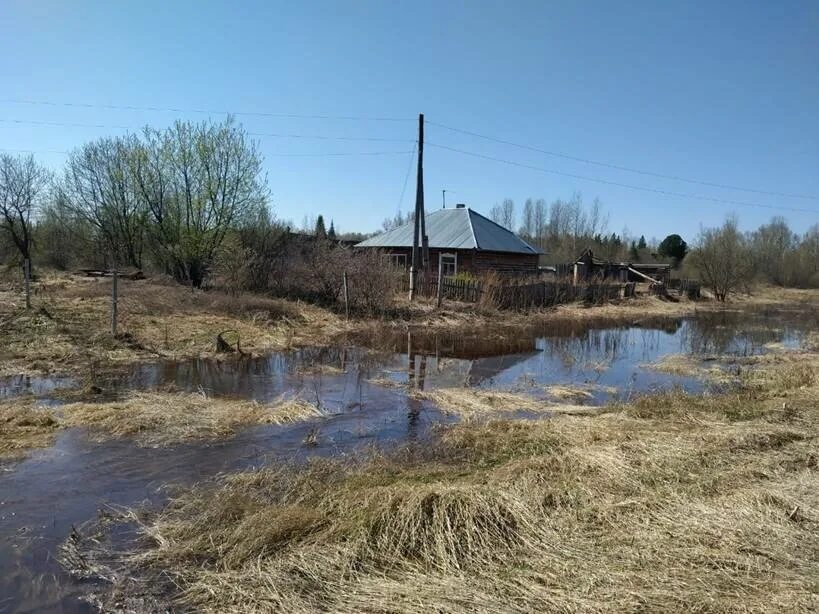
68, 346, 819, 613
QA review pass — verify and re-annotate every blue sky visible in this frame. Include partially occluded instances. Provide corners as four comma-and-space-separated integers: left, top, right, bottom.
1, 0, 817, 242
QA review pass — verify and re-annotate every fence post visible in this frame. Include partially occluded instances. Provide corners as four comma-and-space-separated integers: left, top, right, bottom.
408, 266, 415, 300
342, 271, 350, 320
436, 266, 443, 308
24, 258, 31, 310
111, 268, 118, 337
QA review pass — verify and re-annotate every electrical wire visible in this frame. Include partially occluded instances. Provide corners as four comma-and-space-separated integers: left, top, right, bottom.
427, 142, 819, 214
427, 120, 817, 201
0, 98, 414, 122
0, 118, 413, 143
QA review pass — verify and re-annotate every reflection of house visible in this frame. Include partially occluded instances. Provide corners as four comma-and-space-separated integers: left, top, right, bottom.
573, 249, 671, 285
465, 351, 542, 385
403, 331, 541, 389
356, 204, 543, 276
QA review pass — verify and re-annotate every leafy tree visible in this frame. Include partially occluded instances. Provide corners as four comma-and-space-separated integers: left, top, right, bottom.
134, 117, 267, 286
314, 214, 327, 239
658, 234, 688, 265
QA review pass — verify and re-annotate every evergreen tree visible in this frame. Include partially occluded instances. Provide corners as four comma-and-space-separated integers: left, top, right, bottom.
637, 235, 647, 250
327, 219, 336, 240
315, 215, 327, 239
629, 241, 639, 261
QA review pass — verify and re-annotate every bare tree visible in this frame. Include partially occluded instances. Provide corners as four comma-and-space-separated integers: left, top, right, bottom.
0, 154, 50, 266
518, 198, 534, 239
689, 216, 753, 301
62, 135, 147, 268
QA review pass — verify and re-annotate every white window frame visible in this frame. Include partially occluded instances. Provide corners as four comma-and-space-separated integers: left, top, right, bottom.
439, 252, 457, 278
389, 253, 407, 269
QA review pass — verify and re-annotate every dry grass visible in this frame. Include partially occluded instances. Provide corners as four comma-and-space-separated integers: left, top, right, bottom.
71, 347, 819, 613
0, 272, 351, 378
643, 352, 737, 384
60, 392, 322, 446
542, 383, 619, 400
0, 399, 59, 460
413, 387, 597, 419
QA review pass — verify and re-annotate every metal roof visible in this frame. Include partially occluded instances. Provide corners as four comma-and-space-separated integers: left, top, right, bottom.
357, 207, 544, 254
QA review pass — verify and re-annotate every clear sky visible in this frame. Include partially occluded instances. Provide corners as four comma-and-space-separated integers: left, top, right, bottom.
2, 0, 817, 242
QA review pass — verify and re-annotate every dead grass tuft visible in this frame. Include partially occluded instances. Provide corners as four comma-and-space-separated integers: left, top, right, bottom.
0, 399, 59, 460
60, 392, 322, 446
413, 387, 596, 419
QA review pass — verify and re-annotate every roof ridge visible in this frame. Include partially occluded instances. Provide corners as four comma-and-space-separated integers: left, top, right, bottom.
464, 207, 479, 249
467, 207, 540, 255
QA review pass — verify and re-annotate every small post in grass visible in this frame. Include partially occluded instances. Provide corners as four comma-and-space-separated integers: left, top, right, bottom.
23, 258, 31, 310
408, 266, 415, 300
436, 264, 443, 308
342, 271, 350, 320
111, 268, 119, 337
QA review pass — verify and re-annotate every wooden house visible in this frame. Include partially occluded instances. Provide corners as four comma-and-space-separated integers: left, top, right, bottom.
356, 204, 543, 276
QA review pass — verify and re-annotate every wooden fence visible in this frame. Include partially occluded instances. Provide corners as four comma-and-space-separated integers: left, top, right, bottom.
402, 276, 627, 310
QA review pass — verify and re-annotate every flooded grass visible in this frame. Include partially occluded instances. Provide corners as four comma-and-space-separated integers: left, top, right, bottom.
60, 392, 323, 446
1, 291, 817, 611
641, 353, 737, 384
414, 388, 596, 419
80, 353, 819, 613
0, 400, 59, 460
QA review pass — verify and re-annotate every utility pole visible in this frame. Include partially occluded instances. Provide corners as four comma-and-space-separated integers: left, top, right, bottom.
442, 189, 447, 209
410, 113, 426, 299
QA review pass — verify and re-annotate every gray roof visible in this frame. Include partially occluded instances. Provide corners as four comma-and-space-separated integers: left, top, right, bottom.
357, 207, 543, 254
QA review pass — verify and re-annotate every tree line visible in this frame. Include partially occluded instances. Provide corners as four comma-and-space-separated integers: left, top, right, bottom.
2, 121, 817, 302
1, 117, 267, 287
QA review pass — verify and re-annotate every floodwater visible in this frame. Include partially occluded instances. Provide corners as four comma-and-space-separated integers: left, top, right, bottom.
0, 307, 814, 612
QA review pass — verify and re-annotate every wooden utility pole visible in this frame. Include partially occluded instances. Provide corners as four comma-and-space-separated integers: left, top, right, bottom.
410, 113, 426, 300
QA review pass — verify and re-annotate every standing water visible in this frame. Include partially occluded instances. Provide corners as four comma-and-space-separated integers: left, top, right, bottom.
0, 308, 814, 612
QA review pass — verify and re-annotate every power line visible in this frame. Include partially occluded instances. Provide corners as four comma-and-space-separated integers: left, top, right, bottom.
0, 147, 412, 158
397, 143, 417, 215
427, 120, 817, 201
0, 118, 414, 143
0, 98, 414, 122
427, 142, 819, 215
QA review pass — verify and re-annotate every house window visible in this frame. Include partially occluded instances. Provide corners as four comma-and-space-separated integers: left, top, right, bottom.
440, 253, 457, 278
389, 253, 407, 268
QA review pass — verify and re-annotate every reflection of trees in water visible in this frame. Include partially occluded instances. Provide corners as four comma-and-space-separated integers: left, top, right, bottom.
681, 312, 791, 356
538, 327, 664, 366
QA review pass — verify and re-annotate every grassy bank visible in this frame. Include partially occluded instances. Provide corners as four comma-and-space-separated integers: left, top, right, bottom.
3, 270, 816, 380
0, 272, 349, 378
75, 347, 819, 612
